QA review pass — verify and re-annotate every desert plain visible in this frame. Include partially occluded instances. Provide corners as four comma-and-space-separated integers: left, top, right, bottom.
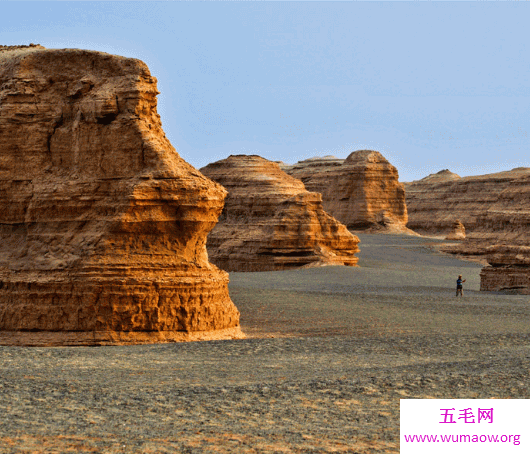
1, 233, 529, 453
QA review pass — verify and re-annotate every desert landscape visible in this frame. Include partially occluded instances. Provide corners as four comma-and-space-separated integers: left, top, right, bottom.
2, 234, 530, 453
406, 169, 530, 294
1, 40, 529, 454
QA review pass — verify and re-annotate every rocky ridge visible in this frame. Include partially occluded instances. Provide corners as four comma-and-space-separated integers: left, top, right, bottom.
283, 151, 410, 232
405, 168, 530, 238
405, 167, 530, 293
0, 46, 242, 345
201, 155, 360, 272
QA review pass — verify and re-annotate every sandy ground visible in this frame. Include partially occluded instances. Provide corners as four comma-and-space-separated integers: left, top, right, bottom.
1, 234, 529, 453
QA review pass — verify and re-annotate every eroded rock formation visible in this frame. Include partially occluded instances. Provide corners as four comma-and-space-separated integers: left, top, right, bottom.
405, 168, 530, 240
405, 167, 530, 293
446, 220, 466, 241
283, 151, 409, 232
0, 45, 242, 345
477, 173, 530, 293
480, 245, 530, 294
201, 155, 360, 272
405, 169, 466, 235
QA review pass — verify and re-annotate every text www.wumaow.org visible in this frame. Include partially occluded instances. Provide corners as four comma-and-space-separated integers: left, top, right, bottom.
403, 433, 521, 445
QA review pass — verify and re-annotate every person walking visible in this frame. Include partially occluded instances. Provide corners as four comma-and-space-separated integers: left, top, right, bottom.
456, 274, 466, 297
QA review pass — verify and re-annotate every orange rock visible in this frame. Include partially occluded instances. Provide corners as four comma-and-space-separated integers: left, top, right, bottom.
284, 151, 409, 232
0, 46, 242, 345
201, 155, 360, 271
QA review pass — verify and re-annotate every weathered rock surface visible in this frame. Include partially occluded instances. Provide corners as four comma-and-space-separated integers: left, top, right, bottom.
405, 167, 530, 293
404, 169, 463, 235
0, 45, 242, 345
283, 151, 409, 232
445, 220, 466, 241
405, 168, 530, 239
480, 242, 530, 293
201, 155, 360, 272
477, 173, 530, 293
403, 169, 461, 190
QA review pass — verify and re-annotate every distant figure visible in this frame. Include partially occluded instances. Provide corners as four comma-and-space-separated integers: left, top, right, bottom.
456, 275, 466, 297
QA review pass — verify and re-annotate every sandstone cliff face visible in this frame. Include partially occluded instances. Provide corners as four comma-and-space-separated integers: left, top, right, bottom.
405, 167, 530, 293
405, 169, 466, 235
445, 220, 466, 241
0, 46, 242, 345
403, 169, 460, 191
200, 155, 360, 272
283, 151, 409, 231
405, 168, 530, 238
476, 173, 530, 293
480, 243, 530, 293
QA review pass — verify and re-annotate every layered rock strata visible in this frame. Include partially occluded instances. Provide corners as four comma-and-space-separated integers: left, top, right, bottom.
404, 169, 465, 235
446, 220, 466, 241
405, 167, 530, 293
405, 168, 530, 239
201, 155, 360, 272
480, 245, 530, 294
477, 173, 530, 293
283, 151, 409, 232
0, 46, 242, 345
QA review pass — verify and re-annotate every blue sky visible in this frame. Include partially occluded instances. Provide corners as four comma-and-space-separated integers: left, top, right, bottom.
2, 1, 529, 181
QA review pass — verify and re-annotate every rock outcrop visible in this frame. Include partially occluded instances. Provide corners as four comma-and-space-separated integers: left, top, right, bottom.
405, 167, 530, 293
480, 245, 530, 294
404, 169, 463, 235
283, 151, 409, 232
0, 46, 242, 345
405, 168, 530, 239
201, 155, 360, 272
445, 220, 466, 241
403, 169, 460, 191
477, 173, 530, 293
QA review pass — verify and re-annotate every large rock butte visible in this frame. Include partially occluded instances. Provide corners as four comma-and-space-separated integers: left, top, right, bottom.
201, 155, 360, 272
0, 45, 242, 345
282, 151, 409, 232
405, 167, 530, 293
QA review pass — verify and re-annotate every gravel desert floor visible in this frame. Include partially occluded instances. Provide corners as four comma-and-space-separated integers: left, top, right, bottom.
1, 234, 529, 453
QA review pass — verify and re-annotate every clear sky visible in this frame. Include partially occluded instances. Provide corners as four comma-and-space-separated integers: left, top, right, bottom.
2, 1, 529, 182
